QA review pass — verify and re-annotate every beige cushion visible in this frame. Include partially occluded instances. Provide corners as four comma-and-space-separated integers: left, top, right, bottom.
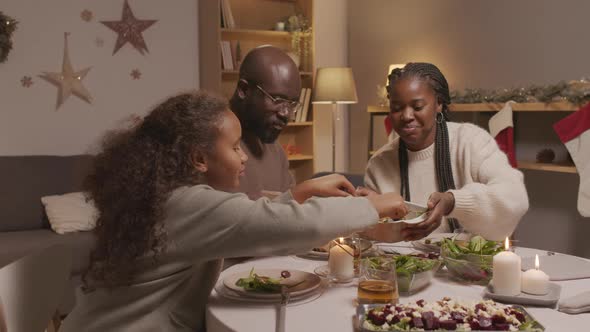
41, 192, 98, 234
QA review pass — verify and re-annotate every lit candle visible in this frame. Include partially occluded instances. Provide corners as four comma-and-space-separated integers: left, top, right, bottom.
329, 237, 354, 280
521, 254, 550, 295
492, 237, 521, 296
275, 22, 285, 31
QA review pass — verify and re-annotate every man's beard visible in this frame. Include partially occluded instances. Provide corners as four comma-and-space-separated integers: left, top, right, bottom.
258, 126, 281, 143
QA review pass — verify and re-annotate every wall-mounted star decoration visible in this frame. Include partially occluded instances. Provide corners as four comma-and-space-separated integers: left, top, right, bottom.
130, 68, 142, 80
39, 33, 92, 110
20, 76, 33, 87
100, 0, 157, 55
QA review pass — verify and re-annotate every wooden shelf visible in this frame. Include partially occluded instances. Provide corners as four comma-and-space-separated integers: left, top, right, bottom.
451, 101, 577, 112
287, 154, 313, 161
517, 161, 577, 174
367, 102, 578, 114
368, 105, 389, 114
287, 121, 313, 127
221, 28, 291, 41
222, 70, 313, 80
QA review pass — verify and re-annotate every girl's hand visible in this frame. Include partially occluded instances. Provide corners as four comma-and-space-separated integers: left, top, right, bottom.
291, 174, 355, 203
401, 192, 455, 241
366, 192, 408, 220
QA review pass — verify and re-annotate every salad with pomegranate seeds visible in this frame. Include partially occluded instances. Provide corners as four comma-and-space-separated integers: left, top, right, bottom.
361, 298, 543, 331
235, 268, 293, 293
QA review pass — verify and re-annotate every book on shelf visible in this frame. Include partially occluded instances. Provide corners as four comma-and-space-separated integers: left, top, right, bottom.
220, 0, 235, 29
229, 40, 240, 69
294, 88, 307, 122
220, 40, 234, 70
300, 88, 312, 122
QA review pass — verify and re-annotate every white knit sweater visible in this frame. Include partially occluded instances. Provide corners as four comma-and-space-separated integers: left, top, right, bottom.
364, 122, 529, 241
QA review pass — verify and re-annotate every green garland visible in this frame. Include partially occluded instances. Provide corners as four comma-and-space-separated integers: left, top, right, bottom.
377, 79, 590, 107
451, 79, 590, 105
0, 11, 18, 63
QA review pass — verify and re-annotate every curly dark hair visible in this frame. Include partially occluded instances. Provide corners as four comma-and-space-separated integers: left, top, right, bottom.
83, 91, 228, 288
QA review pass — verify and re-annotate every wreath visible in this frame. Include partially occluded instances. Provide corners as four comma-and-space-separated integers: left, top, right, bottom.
0, 12, 18, 63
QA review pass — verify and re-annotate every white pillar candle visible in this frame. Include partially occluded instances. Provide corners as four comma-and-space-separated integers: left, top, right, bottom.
522, 254, 550, 295
329, 238, 354, 280
492, 237, 521, 296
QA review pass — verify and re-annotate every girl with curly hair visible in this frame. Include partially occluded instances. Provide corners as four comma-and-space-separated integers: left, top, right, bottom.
61, 91, 407, 332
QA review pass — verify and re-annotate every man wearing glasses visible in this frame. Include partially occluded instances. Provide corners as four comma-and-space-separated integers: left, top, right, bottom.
230, 46, 302, 199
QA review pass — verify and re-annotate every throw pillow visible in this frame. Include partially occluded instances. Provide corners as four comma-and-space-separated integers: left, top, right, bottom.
41, 192, 98, 234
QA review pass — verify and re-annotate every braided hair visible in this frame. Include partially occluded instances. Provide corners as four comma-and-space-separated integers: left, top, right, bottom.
387, 63, 459, 231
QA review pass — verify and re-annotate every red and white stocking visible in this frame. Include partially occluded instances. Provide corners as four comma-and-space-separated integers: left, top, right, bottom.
489, 101, 517, 168
553, 102, 590, 217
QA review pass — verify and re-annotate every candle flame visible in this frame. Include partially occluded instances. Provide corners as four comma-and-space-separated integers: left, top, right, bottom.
339, 237, 344, 243
535, 254, 540, 270
504, 237, 510, 250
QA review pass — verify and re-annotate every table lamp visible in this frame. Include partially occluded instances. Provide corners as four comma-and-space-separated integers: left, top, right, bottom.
312, 67, 358, 172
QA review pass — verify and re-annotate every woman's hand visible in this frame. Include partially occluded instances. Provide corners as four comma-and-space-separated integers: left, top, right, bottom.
291, 174, 355, 203
401, 192, 455, 241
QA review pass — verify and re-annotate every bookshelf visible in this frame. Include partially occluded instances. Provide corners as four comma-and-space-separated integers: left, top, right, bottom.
366, 103, 578, 174
198, 0, 315, 183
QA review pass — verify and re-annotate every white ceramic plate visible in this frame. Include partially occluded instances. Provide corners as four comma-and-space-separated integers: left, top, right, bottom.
382, 201, 428, 224
223, 269, 321, 299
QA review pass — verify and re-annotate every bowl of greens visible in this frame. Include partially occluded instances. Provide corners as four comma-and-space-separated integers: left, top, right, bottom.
440, 235, 503, 284
366, 253, 442, 294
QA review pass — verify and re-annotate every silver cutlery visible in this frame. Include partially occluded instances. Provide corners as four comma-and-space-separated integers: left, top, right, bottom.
276, 285, 290, 332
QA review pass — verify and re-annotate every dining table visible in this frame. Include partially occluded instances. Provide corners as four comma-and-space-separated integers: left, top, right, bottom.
206, 244, 590, 332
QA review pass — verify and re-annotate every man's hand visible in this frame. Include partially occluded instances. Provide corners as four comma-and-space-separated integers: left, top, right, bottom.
401, 192, 455, 241
291, 174, 355, 203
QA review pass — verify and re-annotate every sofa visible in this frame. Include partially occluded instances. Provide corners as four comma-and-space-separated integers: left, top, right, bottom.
0, 155, 97, 313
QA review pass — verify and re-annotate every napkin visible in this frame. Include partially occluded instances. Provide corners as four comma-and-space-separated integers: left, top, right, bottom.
558, 291, 590, 314
521, 254, 590, 281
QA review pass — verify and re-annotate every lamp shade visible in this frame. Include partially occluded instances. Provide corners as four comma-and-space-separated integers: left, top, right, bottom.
312, 67, 358, 104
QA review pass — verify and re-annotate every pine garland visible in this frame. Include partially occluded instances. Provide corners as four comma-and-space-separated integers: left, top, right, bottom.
450, 79, 590, 105
0, 11, 18, 63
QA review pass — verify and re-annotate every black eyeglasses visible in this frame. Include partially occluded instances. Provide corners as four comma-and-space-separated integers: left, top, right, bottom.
246, 81, 301, 118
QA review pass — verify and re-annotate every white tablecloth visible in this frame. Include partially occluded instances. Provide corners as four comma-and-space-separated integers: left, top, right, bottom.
206, 246, 590, 331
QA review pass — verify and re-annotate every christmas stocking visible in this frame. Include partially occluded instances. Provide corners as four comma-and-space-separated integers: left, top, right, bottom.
489, 101, 517, 168
553, 102, 590, 217
384, 116, 398, 142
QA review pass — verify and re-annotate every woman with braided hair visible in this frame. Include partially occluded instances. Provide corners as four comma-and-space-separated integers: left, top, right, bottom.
364, 62, 529, 242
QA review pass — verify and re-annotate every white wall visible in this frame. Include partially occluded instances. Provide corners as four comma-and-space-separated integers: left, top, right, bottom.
313, 0, 350, 173
0, 0, 199, 155
348, 0, 590, 258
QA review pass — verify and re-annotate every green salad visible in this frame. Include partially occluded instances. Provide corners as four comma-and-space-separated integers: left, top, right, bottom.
441, 235, 503, 257
235, 268, 293, 293
440, 235, 503, 282
366, 255, 438, 275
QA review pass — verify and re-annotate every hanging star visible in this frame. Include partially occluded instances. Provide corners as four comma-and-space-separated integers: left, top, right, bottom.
39, 32, 92, 110
20, 76, 33, 87
130, 68, 141, 80
100, 0, 157, 55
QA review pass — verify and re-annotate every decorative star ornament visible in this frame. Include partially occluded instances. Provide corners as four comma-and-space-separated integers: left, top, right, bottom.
130, 68, 142, 80
100, 0, 157, 55
39, 33, 92, 110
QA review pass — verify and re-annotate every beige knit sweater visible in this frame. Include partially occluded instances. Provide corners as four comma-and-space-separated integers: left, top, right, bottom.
365, 122, 529, 241
61, 186, 379, 332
